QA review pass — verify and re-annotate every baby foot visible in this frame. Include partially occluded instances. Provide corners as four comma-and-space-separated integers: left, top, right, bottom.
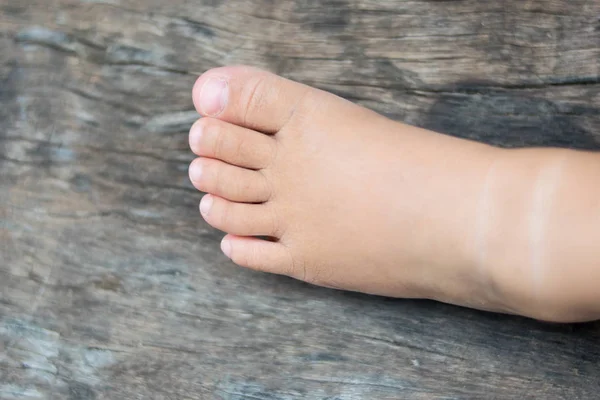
188, 66, 515, 316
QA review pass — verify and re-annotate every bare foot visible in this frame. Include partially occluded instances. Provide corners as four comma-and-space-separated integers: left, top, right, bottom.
186, 66, 548, 319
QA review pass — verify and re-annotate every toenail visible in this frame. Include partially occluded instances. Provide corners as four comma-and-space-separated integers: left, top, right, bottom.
189, 162, 203, 182
189, 122, 203, 147
200, 195, 213, 215
221, 238, 232, 258
198, 78, 228, 117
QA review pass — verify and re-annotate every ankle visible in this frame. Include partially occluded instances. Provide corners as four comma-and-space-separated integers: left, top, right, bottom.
470, 147, 577, 318
405, 136, 508, 306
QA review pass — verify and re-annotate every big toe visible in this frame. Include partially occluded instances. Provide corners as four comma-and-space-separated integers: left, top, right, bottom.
192, 66, 310, 133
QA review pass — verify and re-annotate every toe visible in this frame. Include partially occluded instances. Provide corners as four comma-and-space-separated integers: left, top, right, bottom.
189, 117, 276, 170
192, 66, 310, 133
221, 234, 294, 276
189, 158, 271, 203
200, 194, 281, 237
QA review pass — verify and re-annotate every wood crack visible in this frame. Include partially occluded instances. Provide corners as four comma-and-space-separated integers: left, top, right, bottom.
0, 136, 191, 164
327, 78, 600, 95
290, 376, 417, 392
346, 331, 468, 362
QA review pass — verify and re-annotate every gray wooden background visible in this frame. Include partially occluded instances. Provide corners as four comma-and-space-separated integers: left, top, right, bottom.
1, 1, 600, 399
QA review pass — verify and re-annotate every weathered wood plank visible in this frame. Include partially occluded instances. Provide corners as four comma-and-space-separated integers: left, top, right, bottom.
1, 1, 600, 399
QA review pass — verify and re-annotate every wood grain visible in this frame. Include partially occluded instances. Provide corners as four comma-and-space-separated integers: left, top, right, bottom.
1, 1, 599, 399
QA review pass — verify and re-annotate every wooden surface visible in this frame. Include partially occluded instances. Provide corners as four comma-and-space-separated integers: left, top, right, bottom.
2, 1, 600, 399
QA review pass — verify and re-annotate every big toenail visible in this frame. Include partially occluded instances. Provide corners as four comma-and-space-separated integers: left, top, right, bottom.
200, 194, 213, 215
199, 78, 228, 116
